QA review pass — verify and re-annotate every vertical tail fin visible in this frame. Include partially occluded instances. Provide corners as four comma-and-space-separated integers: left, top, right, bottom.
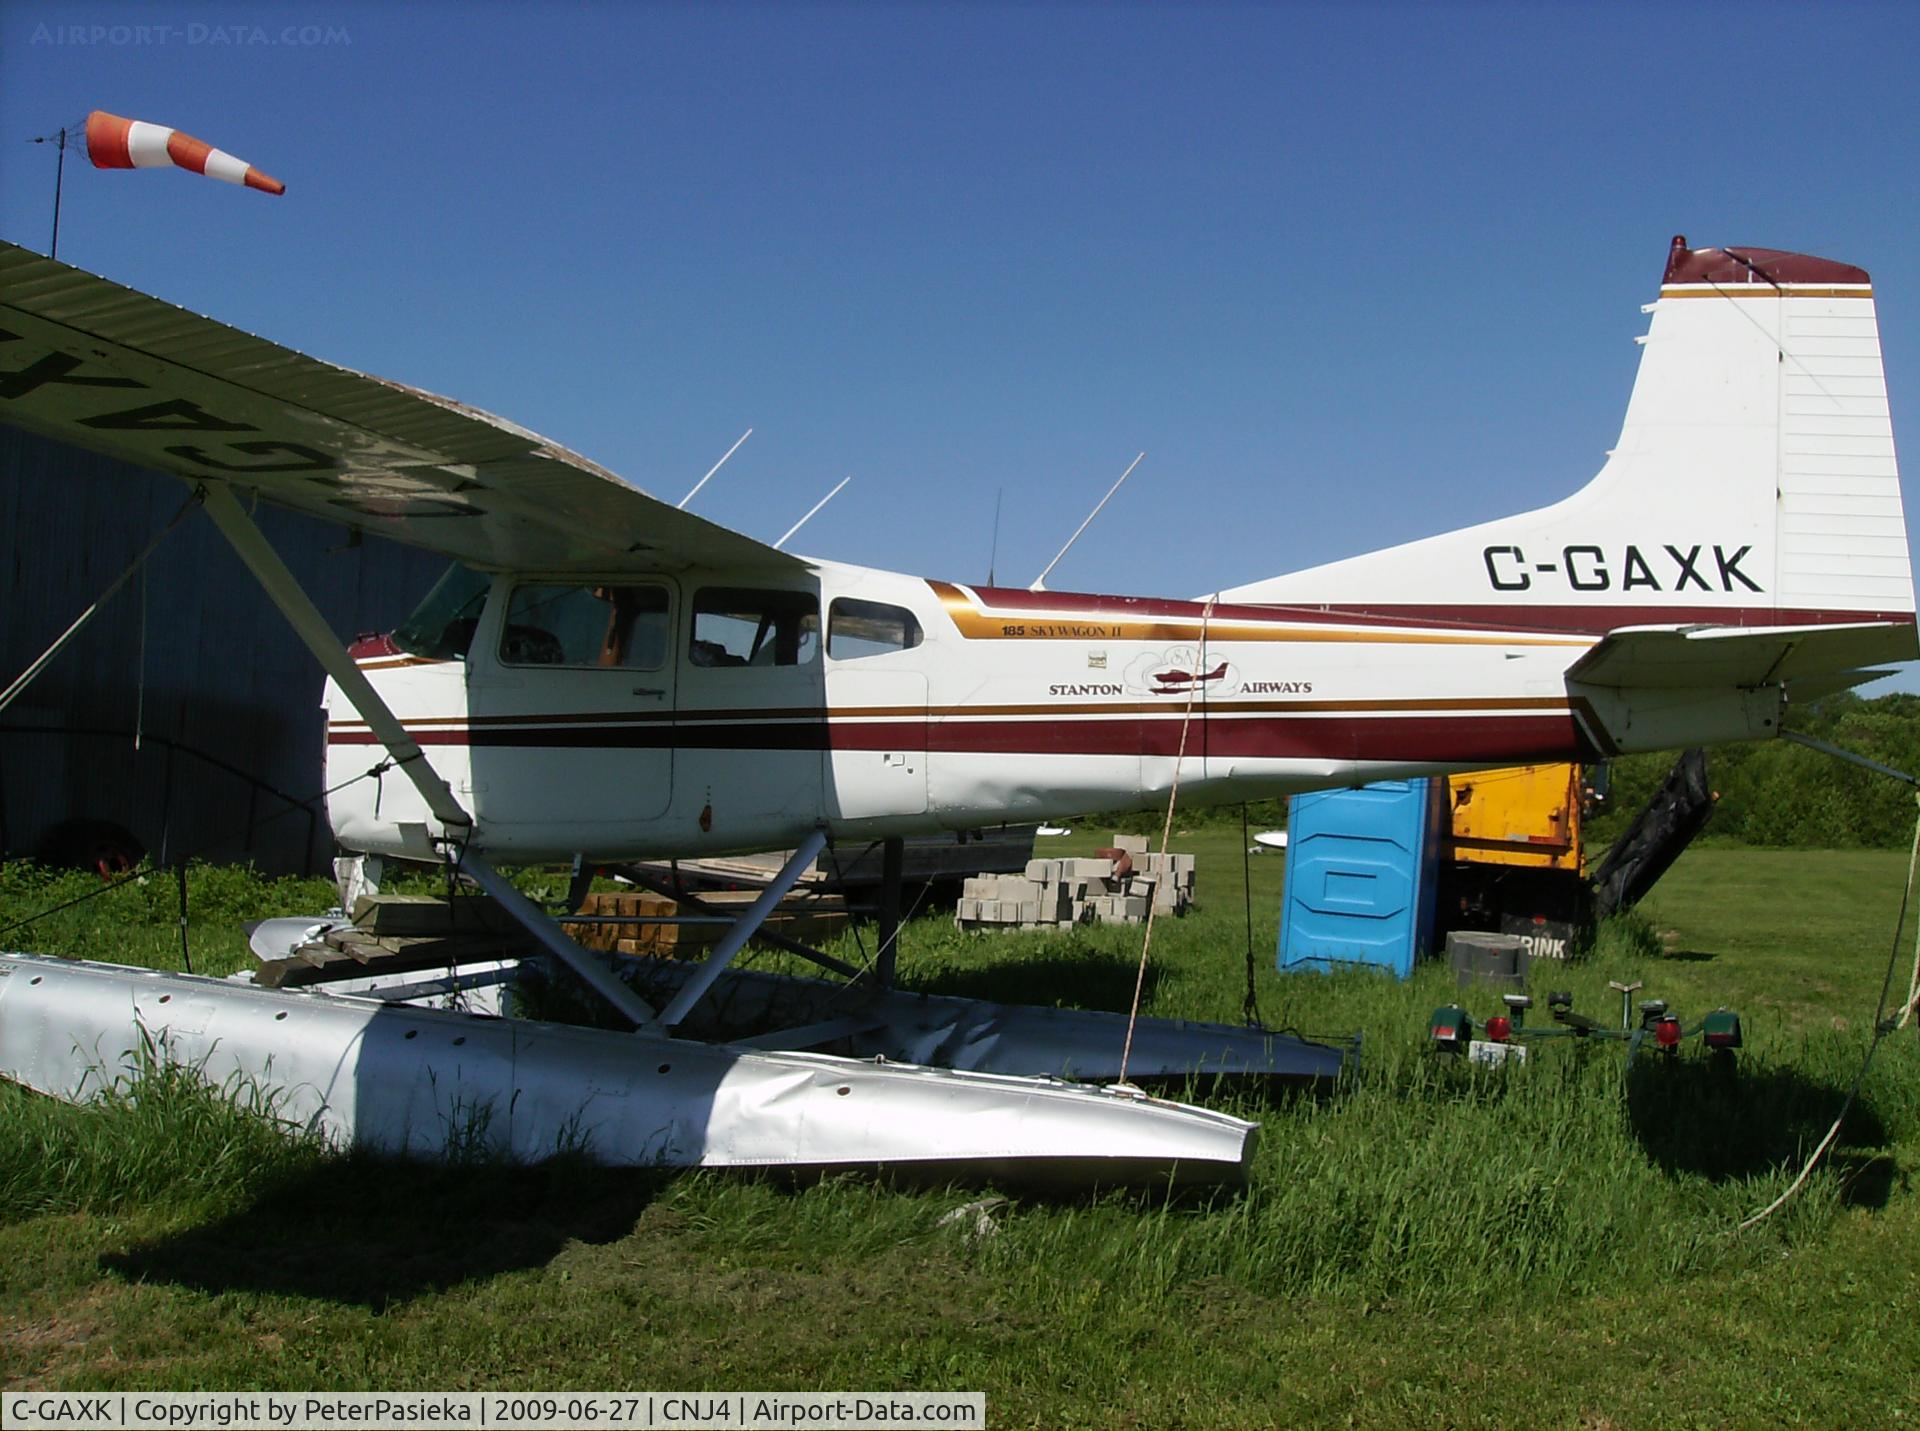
1224, 236, 1916, 657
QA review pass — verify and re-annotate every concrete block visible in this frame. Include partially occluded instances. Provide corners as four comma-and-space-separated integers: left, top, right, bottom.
1065, 857, 1117, 880
1025, 858, 1062, 883
1113, 834, 1150, 856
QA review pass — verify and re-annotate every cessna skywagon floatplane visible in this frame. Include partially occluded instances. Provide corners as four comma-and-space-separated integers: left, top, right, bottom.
0, 235, 1912, 1185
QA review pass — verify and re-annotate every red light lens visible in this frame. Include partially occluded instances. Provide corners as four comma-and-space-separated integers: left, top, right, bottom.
1655, 1017, 1682, 1047
1485, 1015, 1512, 1043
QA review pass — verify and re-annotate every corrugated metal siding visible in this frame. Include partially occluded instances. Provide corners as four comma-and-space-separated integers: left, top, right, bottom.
2, 427, 447, 873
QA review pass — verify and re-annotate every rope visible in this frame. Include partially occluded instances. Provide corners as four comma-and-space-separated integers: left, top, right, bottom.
1900, 795, 1920, 1032
1118, 596, 1216, 1085
0, 755, 393, 945
0, 490, 201, 717
134, 558, 149, 751
1738, 787, 1920, 1231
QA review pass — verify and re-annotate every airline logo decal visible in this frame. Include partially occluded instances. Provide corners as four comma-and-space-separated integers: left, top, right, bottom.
1483, 543, 1762, 594
1125, 647, 1240, 697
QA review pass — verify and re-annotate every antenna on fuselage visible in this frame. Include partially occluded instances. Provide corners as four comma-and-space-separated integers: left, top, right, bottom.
988, 486, 1003, 586
1029, 452, 1145, 592
773, 475, 851, 550
677, 428, 753, 510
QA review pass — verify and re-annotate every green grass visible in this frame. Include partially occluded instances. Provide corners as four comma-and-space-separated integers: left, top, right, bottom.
2, 840, 1918, 1425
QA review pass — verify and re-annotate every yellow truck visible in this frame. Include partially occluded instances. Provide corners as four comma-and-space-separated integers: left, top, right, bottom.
1438, 763, 1605, 960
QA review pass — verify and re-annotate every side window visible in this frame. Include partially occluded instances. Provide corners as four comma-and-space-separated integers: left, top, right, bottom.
828, 598, 923, 660
498, 584, 670, 668
690, 588, 820, 667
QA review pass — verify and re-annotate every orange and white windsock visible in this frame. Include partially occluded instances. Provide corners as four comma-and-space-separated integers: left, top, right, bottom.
84, 110, 285, 196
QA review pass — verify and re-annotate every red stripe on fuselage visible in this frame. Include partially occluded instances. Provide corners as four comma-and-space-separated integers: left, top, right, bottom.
1292, 603, 1917, 635
328, 710, 1580, 764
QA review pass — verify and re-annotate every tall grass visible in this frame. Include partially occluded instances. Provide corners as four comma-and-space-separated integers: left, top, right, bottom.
1, 842, 1914, 1321
0, 1027, 328, 1225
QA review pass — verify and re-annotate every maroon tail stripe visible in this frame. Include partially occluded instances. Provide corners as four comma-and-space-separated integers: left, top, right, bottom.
956, 584, 1913, 636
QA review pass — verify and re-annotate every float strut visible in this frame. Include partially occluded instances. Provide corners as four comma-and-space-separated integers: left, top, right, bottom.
458, 852, 657, 1027
650, 828, 829, 1030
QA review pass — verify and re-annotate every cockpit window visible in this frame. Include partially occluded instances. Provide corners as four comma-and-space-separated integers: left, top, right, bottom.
828, 598, 923, 660
391, 563, 490, 661
499, 584, 671, 668
689, 588, 819, 667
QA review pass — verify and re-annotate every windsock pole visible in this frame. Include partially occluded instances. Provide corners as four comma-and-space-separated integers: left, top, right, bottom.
50, 125, 67, 259
29, 120, 80, 259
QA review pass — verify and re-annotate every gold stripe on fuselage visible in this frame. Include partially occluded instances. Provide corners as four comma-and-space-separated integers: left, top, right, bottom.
926, 581, 1590, 649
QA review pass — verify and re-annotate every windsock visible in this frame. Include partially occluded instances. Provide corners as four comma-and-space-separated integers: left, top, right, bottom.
84, 110, 285, 195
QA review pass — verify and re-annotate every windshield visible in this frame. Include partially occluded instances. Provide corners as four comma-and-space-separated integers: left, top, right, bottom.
391, 563, 491, 660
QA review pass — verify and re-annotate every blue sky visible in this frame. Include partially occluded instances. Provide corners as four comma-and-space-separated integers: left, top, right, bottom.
5, 1, 1919, 685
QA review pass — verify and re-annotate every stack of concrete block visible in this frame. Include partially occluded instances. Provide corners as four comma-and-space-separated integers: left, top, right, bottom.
955, 834, 1197, 930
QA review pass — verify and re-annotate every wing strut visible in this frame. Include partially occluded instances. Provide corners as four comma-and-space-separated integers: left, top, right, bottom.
198, 483, 658, 1027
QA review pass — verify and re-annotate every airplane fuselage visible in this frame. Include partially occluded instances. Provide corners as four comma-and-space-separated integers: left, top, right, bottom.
324, 557, 1783, 863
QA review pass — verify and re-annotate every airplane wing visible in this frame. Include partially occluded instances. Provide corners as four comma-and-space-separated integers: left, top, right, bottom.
1567, 622, 1914, 691
0, 242, 798, 574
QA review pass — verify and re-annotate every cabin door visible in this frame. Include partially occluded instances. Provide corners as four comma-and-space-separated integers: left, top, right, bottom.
463, 577, 676, 836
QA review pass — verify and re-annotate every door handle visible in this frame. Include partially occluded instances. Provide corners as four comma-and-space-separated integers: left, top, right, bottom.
632, 686, 666, 698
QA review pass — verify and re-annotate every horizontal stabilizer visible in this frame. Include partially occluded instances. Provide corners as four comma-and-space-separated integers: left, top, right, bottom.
1568, 622, 1916, 690
1789, 668, 1896, 702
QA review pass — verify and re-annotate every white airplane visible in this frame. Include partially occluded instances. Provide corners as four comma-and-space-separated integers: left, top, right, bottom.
0, 234, 1911, 1185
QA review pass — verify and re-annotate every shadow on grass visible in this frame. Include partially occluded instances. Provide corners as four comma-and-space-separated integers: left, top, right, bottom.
910, 948, 1167, 1012
1657, 948, 1720, 963
1626, 1060, 1896, 1207
103, 1153, 672, 1311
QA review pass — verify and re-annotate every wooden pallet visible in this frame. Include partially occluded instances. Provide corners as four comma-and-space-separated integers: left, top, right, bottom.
254, 895, 524, 988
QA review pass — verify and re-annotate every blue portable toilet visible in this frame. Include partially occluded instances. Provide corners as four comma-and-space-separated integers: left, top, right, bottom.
1277, 778, 1444, 978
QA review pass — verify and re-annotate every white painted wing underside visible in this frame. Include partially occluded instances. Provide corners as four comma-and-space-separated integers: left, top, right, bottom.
0, 242, 797, 575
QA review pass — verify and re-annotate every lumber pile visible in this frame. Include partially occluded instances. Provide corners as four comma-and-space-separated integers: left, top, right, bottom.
254, 894, 524, 987
955, 834, 1195, 930
572, 888, 847, 958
